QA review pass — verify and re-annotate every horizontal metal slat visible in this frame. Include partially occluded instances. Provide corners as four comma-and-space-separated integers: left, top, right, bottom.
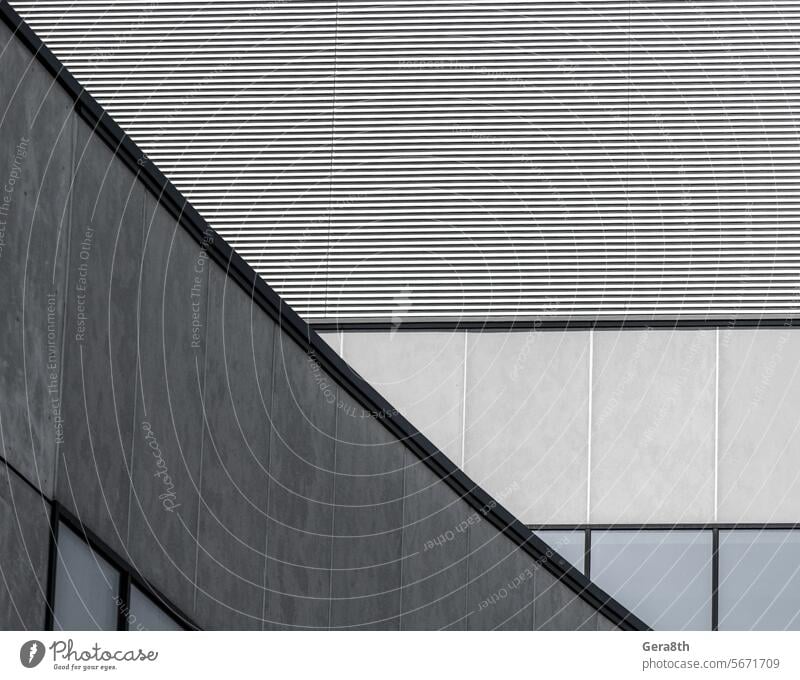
16, 0, 800, 321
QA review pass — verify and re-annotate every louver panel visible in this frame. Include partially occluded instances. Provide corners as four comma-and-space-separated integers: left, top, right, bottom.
16, 1, 800, 321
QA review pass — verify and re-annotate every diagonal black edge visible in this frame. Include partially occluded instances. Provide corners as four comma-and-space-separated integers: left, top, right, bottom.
0, 1, 648, 631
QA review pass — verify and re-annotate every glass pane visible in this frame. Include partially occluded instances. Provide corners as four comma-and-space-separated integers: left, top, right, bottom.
534, 530, 585, 573
719, 530, 800, 630
591, 530, 712, 630
128, 585, 182, 631
54, 524, 120, 631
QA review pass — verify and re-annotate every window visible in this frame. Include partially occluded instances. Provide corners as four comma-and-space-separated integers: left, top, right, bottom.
128, 586, 182, 631
534, 530, 585, 574
719, 530, 800, 631
53, 524, 120, 631
530, 524, 800, 630
591, 530, 713, 630
50, 516, 189, 631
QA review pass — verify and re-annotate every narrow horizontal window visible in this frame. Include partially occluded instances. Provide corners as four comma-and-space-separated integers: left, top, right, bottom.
591, 530, 713, 631
534, 530, 585, 574
127, 585, 182, 631
719, 530, 800, 631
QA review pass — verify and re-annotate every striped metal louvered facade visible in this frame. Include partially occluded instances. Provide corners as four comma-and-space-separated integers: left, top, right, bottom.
14, 1, 800, 322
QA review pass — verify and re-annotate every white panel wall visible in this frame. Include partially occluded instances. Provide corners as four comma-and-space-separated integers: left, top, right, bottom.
464, 332, 590, 524
337, 327, 800, 525
334, 331, 466, 463
591, 330, 716, 524
718, 329, 800, 523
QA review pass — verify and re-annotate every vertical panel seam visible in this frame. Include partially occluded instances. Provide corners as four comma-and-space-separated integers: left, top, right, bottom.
126, 183, 143, 554
398, 446, 406, 631
399, 461, 408, 631
191, 256, 211, 613
463, 520, 471, 631
260, 323, 276, 629
54, 108, 76, 507
327, 379, 338, 631
460, 332, 468, 469
531, 558, 536, 631
586, 329, 594, 523
261, 331, 277, 630
714, 327, 719, 522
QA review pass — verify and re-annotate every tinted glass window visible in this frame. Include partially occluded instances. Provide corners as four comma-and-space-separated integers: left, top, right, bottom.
591, 530, 712, 630
719, 530, 800, 630
54, 524, 120, 630
128, 586, 182, 631
534, 530, 585, 573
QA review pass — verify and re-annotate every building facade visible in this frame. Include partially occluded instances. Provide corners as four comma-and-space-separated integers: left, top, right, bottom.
10, 1, 800, 631
0, 3, 640, 631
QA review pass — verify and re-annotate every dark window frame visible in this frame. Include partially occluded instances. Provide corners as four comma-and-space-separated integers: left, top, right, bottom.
46, 501, 198, 631
529, 523, 800, 631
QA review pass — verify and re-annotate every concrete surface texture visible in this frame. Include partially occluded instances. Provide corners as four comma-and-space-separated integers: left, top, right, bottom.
0, 18, 624, 631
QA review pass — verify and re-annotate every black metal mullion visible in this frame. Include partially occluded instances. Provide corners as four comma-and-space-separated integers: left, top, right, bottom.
44, 502, 61, 631
117, 571, 132, 631
712, 527, 720, 631
584, 528, 592, 578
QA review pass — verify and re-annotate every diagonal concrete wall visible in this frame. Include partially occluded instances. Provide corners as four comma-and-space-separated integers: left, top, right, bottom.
0, 6, 643, 631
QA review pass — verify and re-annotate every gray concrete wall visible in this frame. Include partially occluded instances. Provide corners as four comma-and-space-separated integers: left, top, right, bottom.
0, 464, 50, 630
332, 327, 800, 525
0, 11, 72, 500
0, 14, 68, 632
0, 19, 624, 630
58, 123, 144, 559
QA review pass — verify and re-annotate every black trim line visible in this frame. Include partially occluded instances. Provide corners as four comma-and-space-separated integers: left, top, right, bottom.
530, 523, 800, 531
0, 2, 646, 631
312, 318, 800, 333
